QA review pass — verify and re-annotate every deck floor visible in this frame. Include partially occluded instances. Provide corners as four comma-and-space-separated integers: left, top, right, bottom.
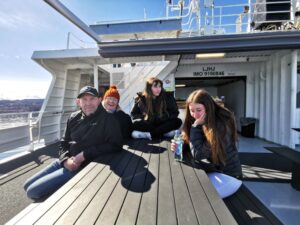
0, 136, 299, 225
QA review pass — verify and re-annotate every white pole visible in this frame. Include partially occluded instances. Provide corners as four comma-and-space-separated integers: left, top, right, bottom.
166, 1, 169, 18
66, 32, 70, 49
265, 59, 272, 141
247, 0, 251, 32
144, 8, 147, 20
94, 64, 99, 91
290, 50, 297, 148
280, 54, 288, 145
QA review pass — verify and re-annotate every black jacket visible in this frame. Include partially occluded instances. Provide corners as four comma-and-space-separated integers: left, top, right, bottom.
131, 92, 179, 123
113, 110, 133, 139
59, 104, 123, 167
189, 124, 242, 177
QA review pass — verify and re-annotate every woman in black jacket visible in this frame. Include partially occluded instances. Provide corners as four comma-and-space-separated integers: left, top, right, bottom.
179, 89, 242, 178
102, 85, 133, 139
131, 77, 182, 139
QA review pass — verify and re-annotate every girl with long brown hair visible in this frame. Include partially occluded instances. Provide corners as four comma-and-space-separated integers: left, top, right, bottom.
180, 89, 242, 178
131, 77, 182, 139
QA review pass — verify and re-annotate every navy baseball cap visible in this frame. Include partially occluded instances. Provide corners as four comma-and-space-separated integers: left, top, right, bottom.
77, 86, 99, 98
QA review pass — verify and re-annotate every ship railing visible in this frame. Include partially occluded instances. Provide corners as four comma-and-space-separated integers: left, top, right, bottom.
57, 1, 299, 50
178, 0, 297, 37
0, 110, 75, 163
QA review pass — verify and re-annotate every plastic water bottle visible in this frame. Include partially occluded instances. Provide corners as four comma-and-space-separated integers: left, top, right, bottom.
173, 130, 183, 161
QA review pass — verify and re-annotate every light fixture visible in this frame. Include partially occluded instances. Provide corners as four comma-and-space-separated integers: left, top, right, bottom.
175, 84, 186, 87
196, 53, 226, 59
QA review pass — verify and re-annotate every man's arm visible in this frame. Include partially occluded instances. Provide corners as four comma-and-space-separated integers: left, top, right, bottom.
58, 117, 72, 165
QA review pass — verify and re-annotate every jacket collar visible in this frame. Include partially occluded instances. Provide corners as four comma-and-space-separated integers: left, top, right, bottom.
80, 103, 105, 119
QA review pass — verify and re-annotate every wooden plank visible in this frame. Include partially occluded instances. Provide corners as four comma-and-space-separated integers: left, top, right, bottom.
14, 162, 97, 225
74, 148, 136, 225
136, 147, 159, 225
181, 162, 220, 225
94, 149, 144, 225
54, 153, 124, 225
193, 168, 238, 225
5, 203, 40, 225
157, 140, 177, 225
168, 147, 199, 225
115, 141, 152, 225
34, 160, 108, 225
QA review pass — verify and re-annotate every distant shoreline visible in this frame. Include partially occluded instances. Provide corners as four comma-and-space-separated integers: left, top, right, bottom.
0, 99, 44, 114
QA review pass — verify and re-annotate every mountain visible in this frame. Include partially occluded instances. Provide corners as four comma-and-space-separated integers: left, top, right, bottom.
0, 99, 44, 113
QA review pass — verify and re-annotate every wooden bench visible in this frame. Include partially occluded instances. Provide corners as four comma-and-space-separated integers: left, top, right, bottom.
224, 185, 283, 225
7, 139, 237, 225
264, 146, 300, 190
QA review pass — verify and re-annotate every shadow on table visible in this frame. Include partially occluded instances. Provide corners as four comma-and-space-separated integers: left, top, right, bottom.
126, 138, 167, 154
95, 144, 156, 193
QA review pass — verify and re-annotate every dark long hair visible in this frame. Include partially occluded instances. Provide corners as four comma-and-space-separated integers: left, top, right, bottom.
143, 77, 167, 120
182, 89, 237, 164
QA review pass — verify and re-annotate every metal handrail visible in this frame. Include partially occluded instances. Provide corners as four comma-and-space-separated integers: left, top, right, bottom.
0, 110, 76, 154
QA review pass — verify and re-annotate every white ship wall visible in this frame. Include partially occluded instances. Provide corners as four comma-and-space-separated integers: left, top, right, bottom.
34, 49, 300, 148
175, 50, 300, 148
37, 61, 81, 145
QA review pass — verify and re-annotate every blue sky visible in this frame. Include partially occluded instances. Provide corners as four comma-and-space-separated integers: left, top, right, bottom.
0, 0, 246, 100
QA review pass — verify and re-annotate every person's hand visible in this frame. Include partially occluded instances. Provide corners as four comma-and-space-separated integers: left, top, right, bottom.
193, 112, 206, 126
171, 142, 177, 152
73, 152, 85, 166
63, 157, 79, 171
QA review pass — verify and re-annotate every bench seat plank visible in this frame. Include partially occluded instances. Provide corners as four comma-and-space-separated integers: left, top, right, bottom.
74, 149, 136, 225
181, 162, 220, 225
115, 141, 151, 225
35, 160, 108, 225
5, 203, 40, 225
157, 140, 177, 225
55, 153, 124, 225
194, 167, 238, 225
94, 150, 143, 225
136, 152, 159, 225
168, 146, 199, 225
14, 162, 98, 225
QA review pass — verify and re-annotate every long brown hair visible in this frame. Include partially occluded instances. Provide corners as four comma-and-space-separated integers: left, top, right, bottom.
143, 77, 167, 120
182, 89, 238, 165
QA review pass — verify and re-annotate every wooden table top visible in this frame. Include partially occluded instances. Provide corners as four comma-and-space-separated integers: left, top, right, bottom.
8, 139, 237, 225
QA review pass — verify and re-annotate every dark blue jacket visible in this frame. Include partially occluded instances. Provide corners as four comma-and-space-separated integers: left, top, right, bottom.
189, 124, 242, 177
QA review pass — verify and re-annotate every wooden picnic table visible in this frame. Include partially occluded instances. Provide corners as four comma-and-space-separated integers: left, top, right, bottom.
7, 139, 237, 225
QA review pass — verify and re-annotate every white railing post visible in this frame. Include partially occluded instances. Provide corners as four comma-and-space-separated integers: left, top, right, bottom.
28, 112, 34, 152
